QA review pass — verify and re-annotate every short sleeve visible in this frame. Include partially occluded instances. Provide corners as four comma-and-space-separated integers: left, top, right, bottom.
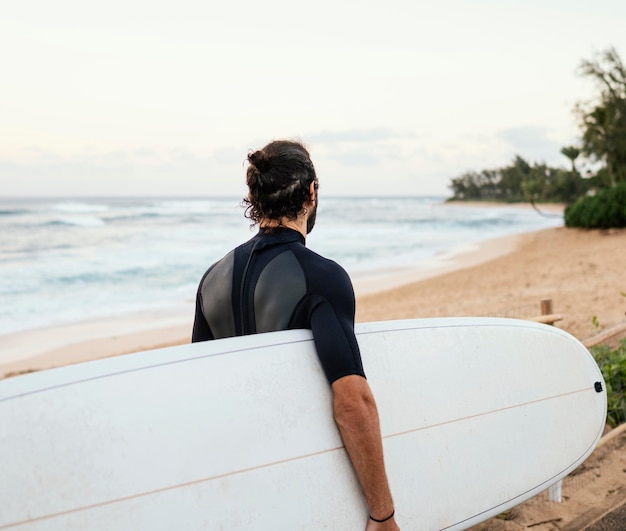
308, 294, 365, 384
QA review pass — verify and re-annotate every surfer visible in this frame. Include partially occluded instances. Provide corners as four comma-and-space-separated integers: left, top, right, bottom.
192, 140, 398, 530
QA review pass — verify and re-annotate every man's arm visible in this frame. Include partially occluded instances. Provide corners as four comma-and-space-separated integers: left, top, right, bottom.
191, 289, 213, 342
332, 374, 399, 530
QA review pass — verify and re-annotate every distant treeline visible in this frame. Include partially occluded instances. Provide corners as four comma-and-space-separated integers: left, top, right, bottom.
447, 46, 626, 228
447, 155, 584, 204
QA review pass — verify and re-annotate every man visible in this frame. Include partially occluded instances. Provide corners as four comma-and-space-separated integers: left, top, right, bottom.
192, 140, 398, 530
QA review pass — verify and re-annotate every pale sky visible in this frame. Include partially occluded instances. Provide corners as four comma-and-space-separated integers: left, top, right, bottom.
2, 0, 626, 197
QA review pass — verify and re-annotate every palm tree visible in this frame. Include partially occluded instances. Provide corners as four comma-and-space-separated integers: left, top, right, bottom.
560, 146, 580, 174
561, 146, 582, 197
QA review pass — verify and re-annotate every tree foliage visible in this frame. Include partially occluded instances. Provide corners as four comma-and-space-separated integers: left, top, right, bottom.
577, 47, 626, 184
592, 339, 626, 428
448, 155, 581, 203
564, 181, 626, 228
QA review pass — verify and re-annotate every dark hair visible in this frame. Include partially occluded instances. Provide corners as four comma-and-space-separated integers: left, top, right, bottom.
242, 140, 317, 225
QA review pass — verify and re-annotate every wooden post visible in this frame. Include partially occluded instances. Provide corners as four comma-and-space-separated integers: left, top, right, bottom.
548, 479, 563, 503
540, 299, 553, 316
531, 299, 563, 326
542, 298, 563, 502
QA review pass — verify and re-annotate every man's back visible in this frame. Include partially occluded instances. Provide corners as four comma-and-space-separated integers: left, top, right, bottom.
192, 227, 364, 384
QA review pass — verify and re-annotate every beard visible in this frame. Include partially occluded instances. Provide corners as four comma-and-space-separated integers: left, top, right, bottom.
306, 195, 318, 234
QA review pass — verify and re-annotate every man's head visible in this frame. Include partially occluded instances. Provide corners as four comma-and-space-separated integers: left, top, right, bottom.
243, 140, 318, 234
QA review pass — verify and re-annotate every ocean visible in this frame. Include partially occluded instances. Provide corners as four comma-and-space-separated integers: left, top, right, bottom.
0, 196, 563, 336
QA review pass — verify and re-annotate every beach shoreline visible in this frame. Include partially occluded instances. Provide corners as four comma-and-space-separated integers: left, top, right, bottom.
1, 197, 565, 376
352, 231, 526, 296
0, 311, 192, 379
443, 200, 566, 214
1, 227, 531, 379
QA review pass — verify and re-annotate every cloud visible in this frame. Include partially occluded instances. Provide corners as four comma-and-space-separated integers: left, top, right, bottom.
0, 146, 246, 197
303, 127, 422, 171
324, 149, 381, 167
307, 127, 418, 145
497, 126, 565, 165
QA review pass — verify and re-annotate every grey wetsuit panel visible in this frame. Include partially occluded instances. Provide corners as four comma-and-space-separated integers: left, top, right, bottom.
254, 251, 306, 333
200, 250, 235, 338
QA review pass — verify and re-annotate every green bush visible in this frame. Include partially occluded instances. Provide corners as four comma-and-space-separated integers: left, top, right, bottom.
565, 182, 626, 228
592, 339, 626, 427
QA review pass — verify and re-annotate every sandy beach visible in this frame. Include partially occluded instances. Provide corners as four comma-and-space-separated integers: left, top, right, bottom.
357, 225, 626, 343
2, 217, 626, 528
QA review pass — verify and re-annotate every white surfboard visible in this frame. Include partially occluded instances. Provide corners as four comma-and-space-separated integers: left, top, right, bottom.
0, 318, 606, 530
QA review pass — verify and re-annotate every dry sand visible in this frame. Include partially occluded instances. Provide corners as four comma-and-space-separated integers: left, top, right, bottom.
2, 221, 626, 528
357, 226, 626, 343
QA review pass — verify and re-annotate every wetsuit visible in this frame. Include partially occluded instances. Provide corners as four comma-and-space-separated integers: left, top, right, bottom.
192, 227, 365, 384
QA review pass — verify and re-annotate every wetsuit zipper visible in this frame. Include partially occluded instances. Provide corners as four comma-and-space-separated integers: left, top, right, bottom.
239, 242, 259, 335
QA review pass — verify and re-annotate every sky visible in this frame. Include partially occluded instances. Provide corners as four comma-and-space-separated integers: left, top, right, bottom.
2, 0, 626, 198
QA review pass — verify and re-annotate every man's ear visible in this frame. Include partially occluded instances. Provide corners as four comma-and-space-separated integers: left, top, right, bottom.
308, 181, 318, 202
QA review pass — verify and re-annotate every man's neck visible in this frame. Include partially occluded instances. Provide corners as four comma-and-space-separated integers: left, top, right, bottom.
260, 217, 307, 240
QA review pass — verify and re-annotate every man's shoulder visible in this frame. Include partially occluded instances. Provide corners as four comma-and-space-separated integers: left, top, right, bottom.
293, 244, 342, 269
291, 245, 352, 287
200, 249, 236, 285
204, 233, 258, 276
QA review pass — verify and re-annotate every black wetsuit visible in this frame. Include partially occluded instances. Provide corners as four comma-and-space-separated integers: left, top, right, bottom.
192, 227, 365, 384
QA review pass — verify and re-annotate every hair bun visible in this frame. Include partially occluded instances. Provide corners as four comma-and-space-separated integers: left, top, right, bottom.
248, 150, 271, 172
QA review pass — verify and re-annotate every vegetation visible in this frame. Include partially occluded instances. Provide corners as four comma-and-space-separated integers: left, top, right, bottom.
565, 181, 626, 228
592, 339, 626, 428
448, 46, 626, 228
448, 156, 582, 204
577, 47, 626, 186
